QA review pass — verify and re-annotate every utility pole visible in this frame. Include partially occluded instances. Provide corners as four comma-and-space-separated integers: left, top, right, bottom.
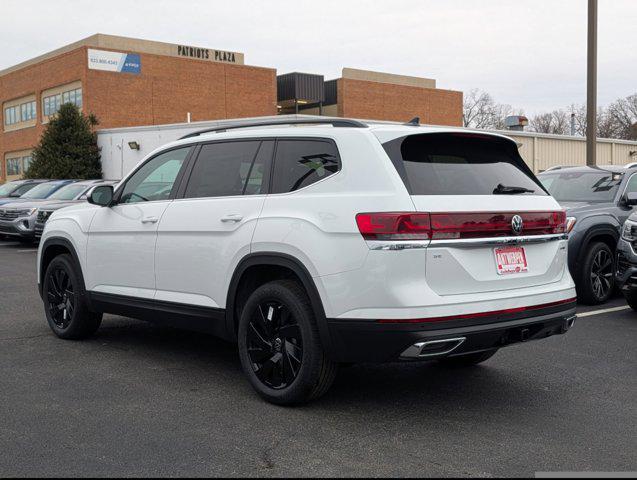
586, 0, 598, 166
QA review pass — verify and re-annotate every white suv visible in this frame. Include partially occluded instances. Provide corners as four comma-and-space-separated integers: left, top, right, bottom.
37, 118, 577, 405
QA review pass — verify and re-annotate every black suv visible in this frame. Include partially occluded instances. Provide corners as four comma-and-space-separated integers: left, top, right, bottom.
538, 164, 637, 304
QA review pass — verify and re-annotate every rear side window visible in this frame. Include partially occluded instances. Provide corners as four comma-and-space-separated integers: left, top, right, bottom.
382, 133, 546, 196
184, 141, 273, 198
272, 139, 340, 193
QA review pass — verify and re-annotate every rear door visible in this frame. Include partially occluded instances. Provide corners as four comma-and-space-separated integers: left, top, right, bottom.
154, 139, 273, 309
381, 132, 567, 296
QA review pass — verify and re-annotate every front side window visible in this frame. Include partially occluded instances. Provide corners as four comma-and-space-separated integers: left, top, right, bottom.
119, 147, 190, 204
184, 141, 272, 198
271, 139, 340, 194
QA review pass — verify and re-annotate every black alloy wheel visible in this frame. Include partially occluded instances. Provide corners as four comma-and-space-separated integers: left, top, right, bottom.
246, 301, 303, 390
43, 254, 102, 340
577, 242, 615, 305
47, 266, 76, 329
237, 280, 338, 405
590, 248, 614, 301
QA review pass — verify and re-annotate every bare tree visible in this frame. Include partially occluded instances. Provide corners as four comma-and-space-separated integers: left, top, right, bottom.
463, 89, 521, 130
463, 89, 497, 129
529, 110, 570, 135
607, 94, 637, 140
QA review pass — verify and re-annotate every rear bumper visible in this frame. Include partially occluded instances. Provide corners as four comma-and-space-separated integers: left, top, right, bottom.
325, 300, 577, 363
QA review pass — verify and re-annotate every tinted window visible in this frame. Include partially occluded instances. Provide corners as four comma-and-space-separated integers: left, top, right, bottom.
120, 147, 190, 204
9, 183, 37, 197
624, 174, 637, 196
21, 182, 66, 199
383, 133, 545, 196
539, 171, 624, 203
272, 140, 340, 193
47, 184, 89, 201
0, 182, 19, 196
184, 141, 272, 198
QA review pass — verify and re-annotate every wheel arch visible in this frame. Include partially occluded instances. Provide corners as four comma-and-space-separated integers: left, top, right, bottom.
39, 237, 87, 299
225, 253, 333, 353
578, 225, 619, 265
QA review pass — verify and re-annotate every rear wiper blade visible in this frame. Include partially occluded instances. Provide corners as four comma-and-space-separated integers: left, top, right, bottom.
493, 183, 535, 194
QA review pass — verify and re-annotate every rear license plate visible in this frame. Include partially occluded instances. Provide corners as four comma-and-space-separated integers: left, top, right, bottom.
494, 246, 528, 275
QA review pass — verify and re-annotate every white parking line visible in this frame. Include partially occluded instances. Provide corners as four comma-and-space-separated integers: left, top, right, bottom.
0, 243, 20, 247
577, 305, 631, 317
17, 249, 38, 253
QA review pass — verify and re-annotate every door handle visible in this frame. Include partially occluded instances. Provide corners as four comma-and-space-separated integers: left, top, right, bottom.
141, 216, 159, 224
221, 214, 244, 223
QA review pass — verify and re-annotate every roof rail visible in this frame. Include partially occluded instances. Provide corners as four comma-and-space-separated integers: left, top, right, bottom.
544, 165, 564, 171
179, 118, 368, 140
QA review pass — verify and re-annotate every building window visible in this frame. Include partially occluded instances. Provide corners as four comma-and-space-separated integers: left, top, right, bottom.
22, 156, 33, 172
4, 100, 37, 127
6, 158, 22, 176
20, 101, 37, 121
43, 87, 82, 117
4, 106, 19, 125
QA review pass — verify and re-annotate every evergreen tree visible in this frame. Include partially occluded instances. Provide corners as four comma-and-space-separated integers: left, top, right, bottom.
25, 103, 102, 179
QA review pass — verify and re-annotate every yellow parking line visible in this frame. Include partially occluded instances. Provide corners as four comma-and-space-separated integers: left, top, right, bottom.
577, 305, 631, 317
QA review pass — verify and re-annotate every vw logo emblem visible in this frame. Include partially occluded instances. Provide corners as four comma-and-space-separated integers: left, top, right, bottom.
511, 215, 524, 235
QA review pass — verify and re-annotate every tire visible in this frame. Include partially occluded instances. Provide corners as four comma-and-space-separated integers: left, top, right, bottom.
43, 254, 102, 340
576, 242, 615, 305
438, 349, 498, 367
623, 289, 637, 311
237, 280, 338, 406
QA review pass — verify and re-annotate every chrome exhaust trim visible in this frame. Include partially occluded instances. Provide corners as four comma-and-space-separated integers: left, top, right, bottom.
400, 337, 466, 359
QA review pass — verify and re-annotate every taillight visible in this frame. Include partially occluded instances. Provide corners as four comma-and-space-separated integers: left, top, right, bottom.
356, 211, 566, 241
429, 211, 566, 239
355, 213, 431, 240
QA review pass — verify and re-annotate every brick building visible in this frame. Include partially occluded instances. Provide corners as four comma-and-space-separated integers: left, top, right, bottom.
1, 34, 463, 183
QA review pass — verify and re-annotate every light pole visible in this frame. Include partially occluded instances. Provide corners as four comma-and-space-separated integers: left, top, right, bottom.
586, 0, 598, 166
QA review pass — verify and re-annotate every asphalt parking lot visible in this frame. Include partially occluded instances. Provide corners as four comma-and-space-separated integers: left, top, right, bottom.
0, 241, 635, 478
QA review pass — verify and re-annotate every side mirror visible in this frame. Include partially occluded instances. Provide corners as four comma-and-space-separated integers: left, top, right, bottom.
88, 185, 114, 207
623, 192, 637, 207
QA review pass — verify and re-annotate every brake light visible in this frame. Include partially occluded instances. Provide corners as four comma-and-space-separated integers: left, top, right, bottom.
355, 213, 431, 240
429, 211, 566, 239
356, 211, 566, 241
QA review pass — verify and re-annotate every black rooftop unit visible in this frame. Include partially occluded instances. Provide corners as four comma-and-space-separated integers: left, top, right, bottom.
277, 72, 325, 103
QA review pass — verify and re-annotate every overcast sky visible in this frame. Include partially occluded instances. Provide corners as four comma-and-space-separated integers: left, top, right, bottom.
2, 0, 635, 115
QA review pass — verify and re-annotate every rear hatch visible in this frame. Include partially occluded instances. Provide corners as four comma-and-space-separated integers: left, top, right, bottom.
381, 131, 567, 296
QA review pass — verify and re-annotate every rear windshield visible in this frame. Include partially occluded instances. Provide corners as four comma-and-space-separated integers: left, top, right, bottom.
538, 171, 623, 203
382, 133, 546, 196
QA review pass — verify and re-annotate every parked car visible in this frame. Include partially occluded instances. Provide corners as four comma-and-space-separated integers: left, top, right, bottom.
0, 179, 76, 208
615, 211, 637, 310
0, 179, 50, 199
0, 180, 112, 242
0, 180, 77, 241
537, 164, 637, 304
38, 118, 576, 405
34, 180, 119, 238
